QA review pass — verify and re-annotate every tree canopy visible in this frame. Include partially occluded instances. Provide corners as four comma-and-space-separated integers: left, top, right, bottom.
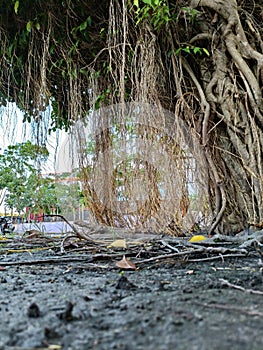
0, 0, 263, 234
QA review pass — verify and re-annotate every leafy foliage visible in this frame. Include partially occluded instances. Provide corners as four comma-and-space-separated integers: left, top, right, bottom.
55, 181, 82, 215
133, 0, 172, 30
0, 141, 56, 213
0, 0, 109, 130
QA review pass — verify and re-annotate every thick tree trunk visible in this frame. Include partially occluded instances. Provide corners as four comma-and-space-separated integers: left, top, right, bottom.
195, 0, 262, 231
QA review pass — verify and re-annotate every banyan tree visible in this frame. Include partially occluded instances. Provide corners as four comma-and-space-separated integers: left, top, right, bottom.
0, 0, 262, 234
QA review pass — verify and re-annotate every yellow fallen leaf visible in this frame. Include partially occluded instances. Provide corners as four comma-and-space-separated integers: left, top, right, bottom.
48, 345, 62, 350
108, 239, 127, 249
189, 235, 207, 243
0, 236, 7, 240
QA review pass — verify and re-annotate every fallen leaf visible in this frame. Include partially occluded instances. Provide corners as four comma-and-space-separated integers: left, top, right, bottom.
0, 266, 6, 271
48, 344, 62, 350
115, 255, 137, 270
108, 239, 127, 249
189, 235, 207, 243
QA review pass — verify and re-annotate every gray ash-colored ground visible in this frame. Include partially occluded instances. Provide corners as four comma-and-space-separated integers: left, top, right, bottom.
1, 239, 263, 350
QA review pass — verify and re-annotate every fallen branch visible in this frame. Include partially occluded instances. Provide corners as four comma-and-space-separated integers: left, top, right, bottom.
60, 233, 79, 254
136, 244, 248, 265
219, 278, 263, 295
0, 252, 125, 266
136, 247, 205, 265
195, 301, 263, 317
160, 240, 180, 252
44, 214, 93, 241
188, 253, 247, 262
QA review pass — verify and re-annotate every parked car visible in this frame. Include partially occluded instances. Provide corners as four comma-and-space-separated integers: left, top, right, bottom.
0, 217, 15, 233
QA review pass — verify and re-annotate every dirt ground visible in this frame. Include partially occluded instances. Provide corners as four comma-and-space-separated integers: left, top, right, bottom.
1, 228, 263, 350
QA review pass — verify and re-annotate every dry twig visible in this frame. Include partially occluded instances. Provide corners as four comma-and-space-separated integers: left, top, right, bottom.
195, 302, 263, 317
219, 278, 263, 296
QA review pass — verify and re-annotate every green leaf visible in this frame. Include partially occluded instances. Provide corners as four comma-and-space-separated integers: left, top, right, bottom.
79, 21, 87, 31
193, 47, 201, 55
80, 68, 87, 75
174, 48, 182, 55
14, 0, 19, 14
35, 22, 41, 31
26, 21, 32, 32
182, 46, 191, 53
134, 0, 139, 8
95, 70, 101, 78
95, 99, 101, 110
87, 16, 92, 26
202, 48, 210, 56
142, 0, 152, 5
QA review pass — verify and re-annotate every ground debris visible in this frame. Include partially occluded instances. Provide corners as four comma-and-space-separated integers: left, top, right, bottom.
0, 227, 262, 269
57, 301, 75, 321
114, 275, 137, 290
27, 302, 41, 318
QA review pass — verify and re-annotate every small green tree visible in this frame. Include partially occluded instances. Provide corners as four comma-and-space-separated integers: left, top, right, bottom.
55, 181, 82, 217
0, 141, 57, 214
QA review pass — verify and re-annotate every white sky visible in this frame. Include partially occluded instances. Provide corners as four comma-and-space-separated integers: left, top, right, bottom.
0, 102, 28, 148
0, 102, 67, 213
0, 102, 67, 171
